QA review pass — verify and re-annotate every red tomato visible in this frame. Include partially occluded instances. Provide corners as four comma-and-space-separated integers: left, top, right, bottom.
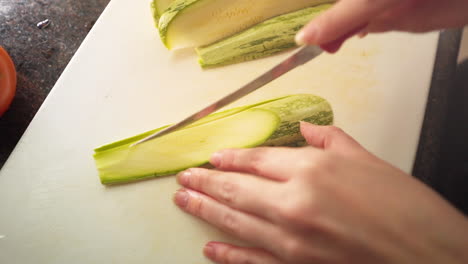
0, 46, 17, 117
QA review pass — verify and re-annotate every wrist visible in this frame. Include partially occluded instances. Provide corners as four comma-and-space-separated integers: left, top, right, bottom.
424, 211, 468, 264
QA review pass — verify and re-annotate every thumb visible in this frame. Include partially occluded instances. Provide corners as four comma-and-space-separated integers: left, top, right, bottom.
300, 122, 370, 156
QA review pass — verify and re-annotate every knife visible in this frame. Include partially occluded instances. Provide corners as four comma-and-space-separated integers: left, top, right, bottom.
130, 26, 363, 147
131, 45, 322, 147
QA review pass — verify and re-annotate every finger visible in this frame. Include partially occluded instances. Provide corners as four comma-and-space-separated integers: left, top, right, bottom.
204, 242, 282, 264
296, 0, 401, 46
210, 147, 320, 181
300, 122, 370, 157
319, 25, 368, 53
177, 168, 281, 220
174, 188, 286, 254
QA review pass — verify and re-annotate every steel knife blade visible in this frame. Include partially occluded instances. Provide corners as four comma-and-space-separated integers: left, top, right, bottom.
131, 45, 323, 147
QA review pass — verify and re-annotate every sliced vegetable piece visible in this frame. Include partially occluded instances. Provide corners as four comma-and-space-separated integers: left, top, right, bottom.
0, 46, 16, 117
96, 109, 279, 184
94, 96, 285, 153
94, 94, 333, 185
158, 0, 335, 49
196, 4, 332, 68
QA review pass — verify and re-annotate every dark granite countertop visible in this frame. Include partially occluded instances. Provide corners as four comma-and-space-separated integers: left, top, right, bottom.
0, 1, 467, 214
0, 0, 110, 165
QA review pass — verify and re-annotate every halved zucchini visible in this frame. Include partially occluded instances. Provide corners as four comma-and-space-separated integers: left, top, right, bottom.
151, 0, 176, 25
196, 4, 332, 68
159, 0, 335, 49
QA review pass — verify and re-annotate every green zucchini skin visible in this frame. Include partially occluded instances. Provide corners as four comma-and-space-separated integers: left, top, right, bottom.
150, 1, 159, 27
94, 94, 333, 185
196, 4, 332, 68
151, 0, 176, 25
260, 94, 333, 146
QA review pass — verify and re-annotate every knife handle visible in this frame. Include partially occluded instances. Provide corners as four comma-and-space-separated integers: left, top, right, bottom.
320, 24, 368, 53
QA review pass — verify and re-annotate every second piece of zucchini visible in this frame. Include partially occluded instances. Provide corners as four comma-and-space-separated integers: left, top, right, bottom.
196, 4, 332, 68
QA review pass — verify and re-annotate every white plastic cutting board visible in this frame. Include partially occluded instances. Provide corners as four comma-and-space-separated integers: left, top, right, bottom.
0, 0, 439, 263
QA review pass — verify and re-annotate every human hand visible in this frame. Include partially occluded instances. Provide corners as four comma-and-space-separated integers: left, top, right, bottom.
174, 122, 468, 264
296, 0, 468, 51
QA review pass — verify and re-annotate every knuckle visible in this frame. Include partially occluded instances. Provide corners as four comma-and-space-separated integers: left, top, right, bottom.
246, 148, 269, 174
190, 168, 211, 189
313, 153, 331, 169
187, 193, 205, 217
222, 212, 239, 235
282, 238, 306, 260
219, 179, 237, 205
218, 149, 235, 168
222, 247, 254, 264
294, 147, 327, 174
195, 169, 231, 192
277, 193, 319, 226
315, 153, 337, 175
294, 154, 316, 173
301, 151, 334, 177
278, 203, 306, 224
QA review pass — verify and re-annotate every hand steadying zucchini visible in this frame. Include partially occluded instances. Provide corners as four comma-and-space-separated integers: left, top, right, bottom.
94, 94, 333, 185
196, 4, 332, 68
158, 0, 334, 49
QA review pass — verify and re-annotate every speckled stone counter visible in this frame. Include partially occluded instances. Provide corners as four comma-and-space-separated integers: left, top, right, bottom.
0, 0, 110, 166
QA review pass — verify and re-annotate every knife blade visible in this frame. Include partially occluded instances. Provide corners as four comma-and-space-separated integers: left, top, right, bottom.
131, 45, 323, 147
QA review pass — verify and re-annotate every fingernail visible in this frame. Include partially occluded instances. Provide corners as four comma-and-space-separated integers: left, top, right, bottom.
174, 189, 189, 208
358, 31, 368, 38
203, 242, 217, 259
295, 25, 317, 45
177, 170, 192, 186
210, 152, 222, 167
295, 30, 306, 45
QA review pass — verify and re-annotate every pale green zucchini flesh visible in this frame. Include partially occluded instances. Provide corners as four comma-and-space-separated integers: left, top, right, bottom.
95, 109, 279, 184
196, 4, 332, 68
93, 97, 286, 154
94, 94, 333, 185
158, 0, 335, 49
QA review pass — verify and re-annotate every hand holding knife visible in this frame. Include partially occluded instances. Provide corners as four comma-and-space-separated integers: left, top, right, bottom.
132, 26, 364, 147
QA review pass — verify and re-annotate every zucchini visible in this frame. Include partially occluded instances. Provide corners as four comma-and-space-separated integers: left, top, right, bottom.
94, 94, 333, 185
94, 97, 283, 153
196, 4, 332, 68
151, 0, 175, 25
158, 0, 335, 49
